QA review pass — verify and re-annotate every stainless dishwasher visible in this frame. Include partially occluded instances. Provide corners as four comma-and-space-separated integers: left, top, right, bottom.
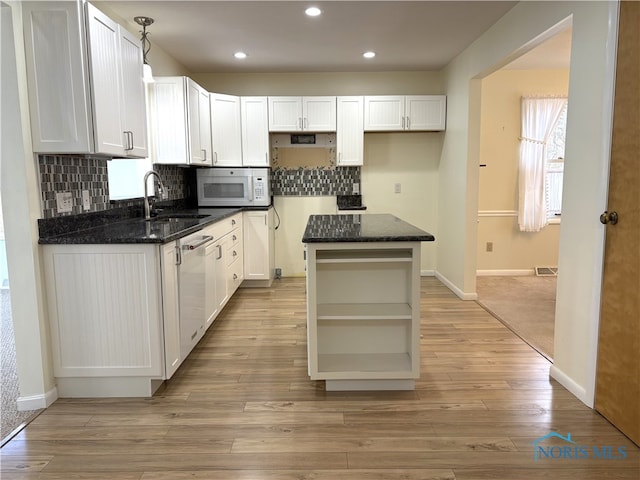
178, 230, 213, 359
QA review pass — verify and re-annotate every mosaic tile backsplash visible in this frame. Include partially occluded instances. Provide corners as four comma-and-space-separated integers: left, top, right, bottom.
270, 137, 360, 196
38, 155, 187, 219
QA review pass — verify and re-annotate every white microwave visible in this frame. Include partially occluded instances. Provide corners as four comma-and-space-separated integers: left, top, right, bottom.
196, 168, 271, 207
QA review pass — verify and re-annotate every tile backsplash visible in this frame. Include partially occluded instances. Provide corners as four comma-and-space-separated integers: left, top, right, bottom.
38, 155, 187, 219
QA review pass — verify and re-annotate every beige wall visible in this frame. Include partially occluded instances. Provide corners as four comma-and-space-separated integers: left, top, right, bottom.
476, 68, 569, 272
362, 132, 441, 273
193, 71, 443, 96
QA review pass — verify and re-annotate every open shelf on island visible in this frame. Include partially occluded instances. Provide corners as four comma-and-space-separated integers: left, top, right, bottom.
317, 352, 413, 376
317, 303, 412, 320
316, 249, 413, 263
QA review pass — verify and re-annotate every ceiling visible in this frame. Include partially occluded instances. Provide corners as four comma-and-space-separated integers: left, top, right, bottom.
95, 1, 530, 73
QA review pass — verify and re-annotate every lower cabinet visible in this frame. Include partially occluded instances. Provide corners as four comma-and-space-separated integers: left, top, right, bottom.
242, 208, 275, 286
42, 243, 168, 397
41, 213, 245, 398
202, 213, 243, 329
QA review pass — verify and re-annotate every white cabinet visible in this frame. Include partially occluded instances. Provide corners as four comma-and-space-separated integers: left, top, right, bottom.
242, 209, 275, 286
161, 242, 181, 379
241, 97, 270, 166
336, 96, 364, 166
202, 213, 243, 327
42, 243, 167, 397
148, 76, 212, 166
268, 96, 336, 132
211, 93, 242, 166
23, 1, 147, 157
305, 242, 421, 391
364, 95, 446, 131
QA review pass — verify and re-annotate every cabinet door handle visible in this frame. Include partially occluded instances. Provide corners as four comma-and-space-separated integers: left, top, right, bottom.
233, 273, 238, 280
304, 117, 308, 130
406, 116, 411, 130
202, 149, 207, 160
401, 117, 405, 130
232, 234, 237, 241
298, 117, 302, 130
124, 131, 133, 151
231, 219, 236, 226
216, 245, 222, 259
232, 250, 237, 257
213, 152, 218, 164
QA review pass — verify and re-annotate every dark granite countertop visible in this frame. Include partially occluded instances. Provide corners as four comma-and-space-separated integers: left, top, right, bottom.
38, 207, 258, 245
302, 214, 435, 243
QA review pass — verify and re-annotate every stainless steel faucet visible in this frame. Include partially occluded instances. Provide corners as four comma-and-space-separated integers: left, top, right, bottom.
143, 170, 167, 220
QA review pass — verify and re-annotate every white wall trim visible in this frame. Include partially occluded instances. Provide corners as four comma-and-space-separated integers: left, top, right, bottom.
550, 364, 591, 408
477, 210, 518, 217
17, 386, 58, 411
435, 270, 477, 300
476, 269, 535, 276
420, 269, 435, 277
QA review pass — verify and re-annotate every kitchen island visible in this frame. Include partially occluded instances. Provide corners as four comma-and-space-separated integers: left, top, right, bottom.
302, 214, 435, 391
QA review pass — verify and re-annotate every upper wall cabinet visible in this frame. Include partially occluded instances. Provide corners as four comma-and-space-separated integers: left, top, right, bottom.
241, 97, 270, 167
210, 93, 242, 167
23, 1, 148, 157
364, 95, 446, 132
268, 96, 336, 132
336, 96, 364, 166
148, 76, 212, 166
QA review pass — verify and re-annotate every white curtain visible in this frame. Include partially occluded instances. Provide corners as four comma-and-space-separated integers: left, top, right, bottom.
518, 96, 568, 232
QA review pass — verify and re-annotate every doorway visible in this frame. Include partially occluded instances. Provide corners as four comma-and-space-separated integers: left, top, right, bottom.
474, 28, 572, 362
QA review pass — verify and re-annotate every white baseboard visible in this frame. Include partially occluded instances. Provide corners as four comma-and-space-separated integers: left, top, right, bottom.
476, 269, 535, 276
17, 386, 58, 411
420, 270, 435, 276
435, 270, 478, 300
549, 365, 592, 408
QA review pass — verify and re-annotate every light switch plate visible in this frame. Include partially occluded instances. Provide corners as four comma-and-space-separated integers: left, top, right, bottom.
56, 192, 73, 213
394, 183, 401, 194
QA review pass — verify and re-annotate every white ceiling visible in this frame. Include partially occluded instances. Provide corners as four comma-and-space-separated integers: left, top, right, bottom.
96, 1, 531, 73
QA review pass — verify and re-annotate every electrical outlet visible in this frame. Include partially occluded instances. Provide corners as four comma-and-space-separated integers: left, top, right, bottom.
56, 192, 73, 213
486, 242, 493, 252
82, 190, 91, 211
394, 183, 401, 194
274, 268, 282, 279
353, 183, 360, 194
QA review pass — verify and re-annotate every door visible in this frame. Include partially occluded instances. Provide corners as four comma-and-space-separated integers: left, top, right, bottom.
118, 26, 147, 157
87, 3, 125, 156
211, 93, 242, 166
241, 96, 270, 166
595, 0, 639, 447
187, 79, 211, 166
336, 96, 364, 166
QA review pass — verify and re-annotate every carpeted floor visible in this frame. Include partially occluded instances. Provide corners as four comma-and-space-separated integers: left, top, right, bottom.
1, 289, 41, 445
476, 275, 556, 361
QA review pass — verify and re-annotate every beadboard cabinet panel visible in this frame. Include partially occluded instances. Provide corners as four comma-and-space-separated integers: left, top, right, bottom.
43, 245, 163, 378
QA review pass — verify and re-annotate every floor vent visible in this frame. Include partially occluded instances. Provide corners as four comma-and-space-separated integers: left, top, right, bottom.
535, 266, 558, 276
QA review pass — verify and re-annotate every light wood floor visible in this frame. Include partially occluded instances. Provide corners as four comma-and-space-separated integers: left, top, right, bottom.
1, 277, 638, 479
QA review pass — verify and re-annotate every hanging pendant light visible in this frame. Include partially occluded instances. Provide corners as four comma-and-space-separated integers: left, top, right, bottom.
134, 16, 155, 83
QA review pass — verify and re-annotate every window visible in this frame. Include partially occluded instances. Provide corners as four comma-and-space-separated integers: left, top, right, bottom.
107, 157, 153, 200
545, 104, 567, 220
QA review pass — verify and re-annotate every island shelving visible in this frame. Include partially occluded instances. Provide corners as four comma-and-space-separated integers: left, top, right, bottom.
302, 214, 435, 391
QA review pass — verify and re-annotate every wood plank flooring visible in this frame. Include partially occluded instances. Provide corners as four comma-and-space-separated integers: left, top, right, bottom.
1, 277, 638, 479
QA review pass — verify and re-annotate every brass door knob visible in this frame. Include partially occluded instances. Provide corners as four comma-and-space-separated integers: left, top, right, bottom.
600, 211, 619, 225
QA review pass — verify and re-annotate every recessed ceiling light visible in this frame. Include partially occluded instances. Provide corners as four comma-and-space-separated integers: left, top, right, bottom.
234, 52, 247, 59
305, 6, 322, 17
363, 51, 376, 59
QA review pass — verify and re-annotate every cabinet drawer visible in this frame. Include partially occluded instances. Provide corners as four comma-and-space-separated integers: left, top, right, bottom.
226, 238, 243, 267
228, 254, 244, 289
203, 213, 242, 241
